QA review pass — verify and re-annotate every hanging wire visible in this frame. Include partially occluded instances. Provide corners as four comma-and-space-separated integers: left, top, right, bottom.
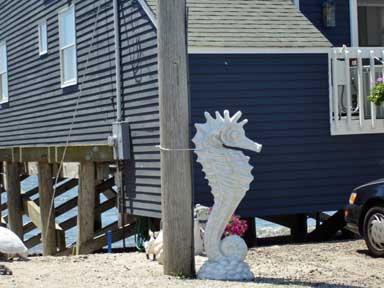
44, 0, 105, 244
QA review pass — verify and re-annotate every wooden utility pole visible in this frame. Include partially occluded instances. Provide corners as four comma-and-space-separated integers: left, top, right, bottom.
157, 0, 195, 277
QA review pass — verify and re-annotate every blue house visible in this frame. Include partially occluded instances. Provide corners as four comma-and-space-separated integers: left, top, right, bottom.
140, 0, 384, 223
1, 0, 384, 238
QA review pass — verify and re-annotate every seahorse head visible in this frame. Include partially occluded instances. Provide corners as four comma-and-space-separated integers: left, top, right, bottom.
192, 110, 262, 153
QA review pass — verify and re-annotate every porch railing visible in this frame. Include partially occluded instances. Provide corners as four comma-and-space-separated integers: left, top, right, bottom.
330, 47, 384, 135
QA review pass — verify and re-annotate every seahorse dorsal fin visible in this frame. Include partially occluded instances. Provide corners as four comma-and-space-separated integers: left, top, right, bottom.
204, 112, 214, 123
231, 111, 242, 122
215, 111, 223, 120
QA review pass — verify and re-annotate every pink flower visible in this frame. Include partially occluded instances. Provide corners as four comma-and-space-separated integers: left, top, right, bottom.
209, 207, 249, 237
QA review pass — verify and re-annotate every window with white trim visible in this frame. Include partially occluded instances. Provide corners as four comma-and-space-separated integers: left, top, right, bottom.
59, 5, 77, 87
0, 42, 8, 103
357, 1, 384, 47
38, 21, 48, 55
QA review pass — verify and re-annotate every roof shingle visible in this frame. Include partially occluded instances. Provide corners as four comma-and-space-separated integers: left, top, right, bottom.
144, 0, 331, 49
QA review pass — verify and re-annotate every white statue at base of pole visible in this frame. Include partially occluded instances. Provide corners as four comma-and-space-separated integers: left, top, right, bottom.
192, 110, 262, 281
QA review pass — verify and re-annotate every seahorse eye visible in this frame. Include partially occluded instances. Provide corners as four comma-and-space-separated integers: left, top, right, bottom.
229, 130, 241, 141
222, 129, 241, 144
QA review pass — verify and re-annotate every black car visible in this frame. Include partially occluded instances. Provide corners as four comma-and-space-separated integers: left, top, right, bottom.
345, 179, 384, 257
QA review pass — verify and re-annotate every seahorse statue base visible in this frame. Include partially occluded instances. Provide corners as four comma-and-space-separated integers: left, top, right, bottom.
197, 235, 254, 281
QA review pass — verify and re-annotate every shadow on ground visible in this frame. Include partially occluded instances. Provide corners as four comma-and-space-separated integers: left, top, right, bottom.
254, 277, 364, 288
356, 249, 373, 257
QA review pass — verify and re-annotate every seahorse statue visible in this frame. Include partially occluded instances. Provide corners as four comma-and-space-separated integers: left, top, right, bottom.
192, 110, 262, 281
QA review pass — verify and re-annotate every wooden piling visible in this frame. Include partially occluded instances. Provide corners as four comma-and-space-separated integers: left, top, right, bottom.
291, 214, 308, 242
38, 161, 57, 255
76, 161, 96, 255
4, 161, 23, 239
157, 0, 195, 276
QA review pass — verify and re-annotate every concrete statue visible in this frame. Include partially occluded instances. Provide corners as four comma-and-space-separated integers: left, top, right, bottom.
192, 110, 262, 281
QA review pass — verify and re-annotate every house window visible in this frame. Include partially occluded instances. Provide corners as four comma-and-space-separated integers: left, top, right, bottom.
358, 3, 384, 46
0, 42, 8, 103
59, 5, 77, 87
350, 0, 384, 47
38, 21, 48, 55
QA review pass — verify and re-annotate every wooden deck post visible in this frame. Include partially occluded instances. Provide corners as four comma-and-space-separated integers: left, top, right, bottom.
291, 214, 308, 242
38, 161, 57, 255
76, 161, 96, 255
4, 161, 23, 239
157, 0, 195, 276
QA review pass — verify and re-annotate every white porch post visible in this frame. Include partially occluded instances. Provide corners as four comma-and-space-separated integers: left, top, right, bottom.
350, 0, 359, 47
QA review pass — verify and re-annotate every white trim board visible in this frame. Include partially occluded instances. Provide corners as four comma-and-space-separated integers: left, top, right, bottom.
350, 0, 359, 47
293, 0, 300, 10
137, 0, 157, 28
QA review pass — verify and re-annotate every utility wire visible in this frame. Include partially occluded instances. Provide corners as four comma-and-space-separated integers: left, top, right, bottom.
44, 0, 105, 244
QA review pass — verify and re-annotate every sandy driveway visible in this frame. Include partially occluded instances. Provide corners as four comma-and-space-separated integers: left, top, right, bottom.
0, 240, 381, 288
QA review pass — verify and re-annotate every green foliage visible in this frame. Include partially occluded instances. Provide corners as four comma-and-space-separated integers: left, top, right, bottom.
173, 271, 193, 279
368, 83, 384, 105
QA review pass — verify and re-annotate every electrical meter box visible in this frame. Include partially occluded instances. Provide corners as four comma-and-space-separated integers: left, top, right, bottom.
110, 121, 131, 160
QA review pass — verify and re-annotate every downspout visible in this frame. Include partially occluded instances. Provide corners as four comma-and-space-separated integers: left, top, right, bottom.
112, 0, 126, 250
113, 0, 122, 122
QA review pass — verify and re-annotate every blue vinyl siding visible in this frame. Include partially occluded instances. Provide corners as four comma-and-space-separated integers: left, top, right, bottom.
0, 0, 116, 146
3, 0, 383, 219
0, 0, 161, 218
120, 0, 161, 218
300, 0, 351, 47
189, 54, 384, 217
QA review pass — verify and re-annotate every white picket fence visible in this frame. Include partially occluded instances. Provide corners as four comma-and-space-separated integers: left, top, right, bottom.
330, 47, 384, 135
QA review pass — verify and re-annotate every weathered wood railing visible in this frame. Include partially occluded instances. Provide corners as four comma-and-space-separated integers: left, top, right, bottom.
330, 47, 384, 135
0, 160, 136, 256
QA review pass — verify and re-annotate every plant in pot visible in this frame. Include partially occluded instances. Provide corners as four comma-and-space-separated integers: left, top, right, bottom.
368, 77, 384, 105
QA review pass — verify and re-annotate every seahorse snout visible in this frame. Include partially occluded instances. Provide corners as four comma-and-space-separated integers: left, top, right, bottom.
236, 137, 262, 153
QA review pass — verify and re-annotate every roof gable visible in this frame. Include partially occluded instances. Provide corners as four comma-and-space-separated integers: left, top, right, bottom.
143, 0, 331, 49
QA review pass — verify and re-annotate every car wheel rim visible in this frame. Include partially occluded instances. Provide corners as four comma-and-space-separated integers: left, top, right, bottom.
368, 212, 384, 251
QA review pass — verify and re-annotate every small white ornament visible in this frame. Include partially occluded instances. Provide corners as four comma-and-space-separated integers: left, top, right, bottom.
145, 205, 210, 263
192, 110, 262, 281
145, 230, 164, 264
194, 204, 209, 255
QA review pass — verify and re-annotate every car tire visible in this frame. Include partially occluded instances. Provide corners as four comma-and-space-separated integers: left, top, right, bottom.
363, 206, 384, 257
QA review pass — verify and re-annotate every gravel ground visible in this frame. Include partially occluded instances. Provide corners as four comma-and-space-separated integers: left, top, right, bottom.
0, 239, 381, 288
